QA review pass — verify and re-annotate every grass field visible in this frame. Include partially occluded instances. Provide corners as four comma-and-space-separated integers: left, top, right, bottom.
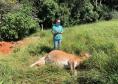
0, 20, 118, 84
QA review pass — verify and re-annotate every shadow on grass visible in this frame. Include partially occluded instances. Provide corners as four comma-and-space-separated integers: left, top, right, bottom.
40, 45, 53, 53
77, 77, 103, 84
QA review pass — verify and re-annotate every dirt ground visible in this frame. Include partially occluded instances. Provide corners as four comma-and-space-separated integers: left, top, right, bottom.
0, 41, 16, 54
0, 37, 40, 55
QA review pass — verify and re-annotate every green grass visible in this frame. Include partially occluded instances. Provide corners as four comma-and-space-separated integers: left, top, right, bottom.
0, 20, 118, 84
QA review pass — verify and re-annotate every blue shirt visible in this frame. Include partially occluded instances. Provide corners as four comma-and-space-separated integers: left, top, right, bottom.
52, 24, 63, 40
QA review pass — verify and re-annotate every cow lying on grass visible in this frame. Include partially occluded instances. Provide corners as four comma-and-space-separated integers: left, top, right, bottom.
30, 50, 91, 75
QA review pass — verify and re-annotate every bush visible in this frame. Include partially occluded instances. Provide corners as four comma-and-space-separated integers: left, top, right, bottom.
0, 4, 38, 41
59, 5, 70, 26
96, 5, 112, 20
111, 10, 118, 19
69, 0, 99, 25
34, 0, 60, 28
0, 0, 13, 23
79, 1, 99, 23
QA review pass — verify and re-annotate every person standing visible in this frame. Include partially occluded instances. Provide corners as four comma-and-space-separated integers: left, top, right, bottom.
52, 19, 63, 49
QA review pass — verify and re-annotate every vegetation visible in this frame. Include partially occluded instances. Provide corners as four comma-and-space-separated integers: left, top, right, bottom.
0, 0, 118, 84
0, 2, 39, 41
0, 20, 118, 84
1, 0, 118, 40
31, 0, 118, 26
1, 0, 118, 30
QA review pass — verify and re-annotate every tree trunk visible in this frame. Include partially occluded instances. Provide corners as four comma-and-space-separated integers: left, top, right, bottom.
95, 0, 98, 7
100, 0, 102, 5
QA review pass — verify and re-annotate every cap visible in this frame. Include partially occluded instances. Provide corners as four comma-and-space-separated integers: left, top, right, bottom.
56, 19, 60, 23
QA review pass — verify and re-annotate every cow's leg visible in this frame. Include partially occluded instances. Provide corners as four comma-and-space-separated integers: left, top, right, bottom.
30, 57, 46, 67
68, 61, 75, 75
73, 63, 79, 76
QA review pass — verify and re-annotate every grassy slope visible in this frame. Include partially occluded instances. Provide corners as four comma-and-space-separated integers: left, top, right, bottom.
0, 20, 118, 84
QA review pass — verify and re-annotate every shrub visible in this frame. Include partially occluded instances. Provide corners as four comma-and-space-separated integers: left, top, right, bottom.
96, 5, 112, 20
79, 1, 99, 23
111, 10, 118, 19
35, 0, 60, 28
59, 5, 70, 26
0, 5, 38, 41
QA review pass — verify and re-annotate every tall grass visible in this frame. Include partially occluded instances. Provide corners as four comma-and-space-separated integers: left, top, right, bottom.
0, 20, 118, 84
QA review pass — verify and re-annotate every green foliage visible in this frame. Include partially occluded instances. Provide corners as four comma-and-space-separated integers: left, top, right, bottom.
77, 69, 106, 84
59, 5, 70, 26
0, 4, 38, 41
100, 5, 112, 20
1, 1, 118, 83
0, 0, 13, 23
42, 0, 59, 20
24, 20, 118, 84
0, 39, 70, 84
111, 10, 118, 19
1, 0, 118, 30
32, 0, 118, 27
79, 1, 99, 23
0, 20, 118, 83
